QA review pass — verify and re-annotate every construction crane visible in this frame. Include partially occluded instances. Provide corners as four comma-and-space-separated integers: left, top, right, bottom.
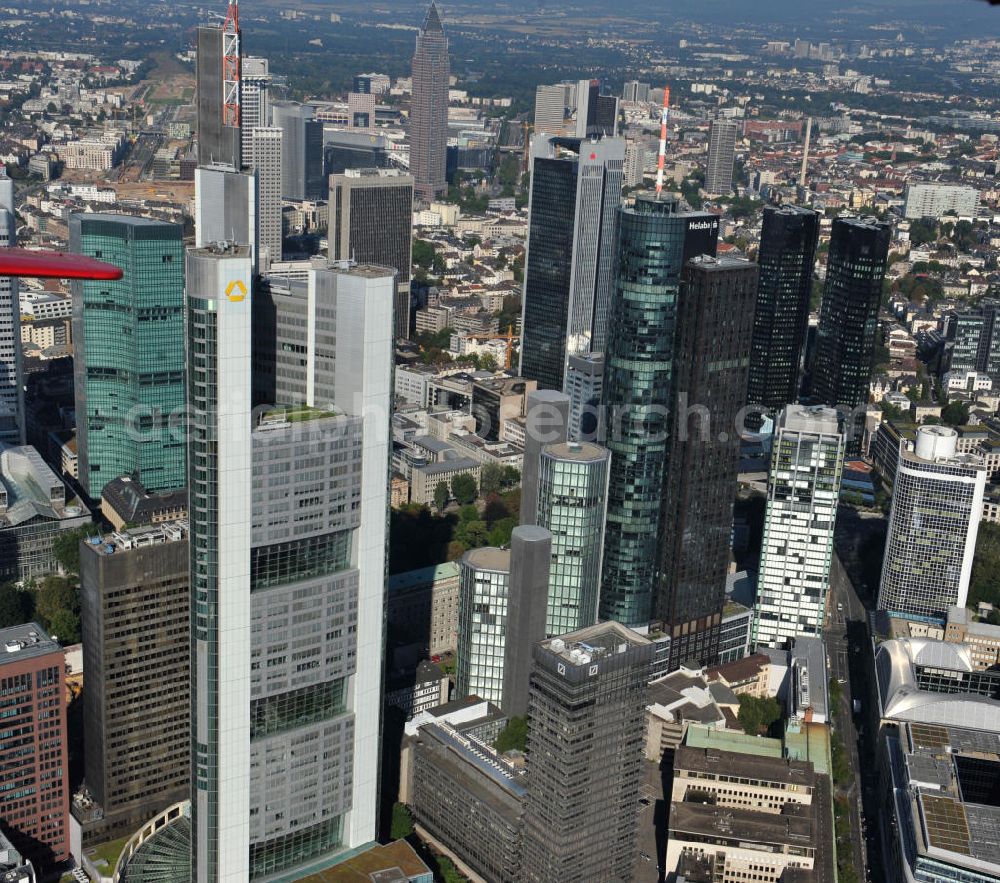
655, 85, 671, 197
222, 0, 241, 128
463, 326, 517, 370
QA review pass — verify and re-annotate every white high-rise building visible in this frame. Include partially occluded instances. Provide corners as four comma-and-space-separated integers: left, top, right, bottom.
753, 405, 845, 649
903, 183, 979, 220
878, 426, 987, 624
194, 165, 259, 270
0, 170, 23, 444
623, 140, 645, 188
187, 251, 395, 881
249, 127, 282, 265
240, 56, 271, 164
704, 118, 739, 196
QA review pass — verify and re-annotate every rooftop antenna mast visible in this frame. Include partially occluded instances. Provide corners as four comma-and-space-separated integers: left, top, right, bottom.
222, 0, 241, 127
655, 85, 670, 198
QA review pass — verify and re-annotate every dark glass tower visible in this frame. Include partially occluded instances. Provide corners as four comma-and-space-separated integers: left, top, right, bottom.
812, 216, 891, 449
746, 205, 819, 427
599, 194, 718, 626
656, 256, 758, 668
410, 3, 450, 200
519, 135, 624, 391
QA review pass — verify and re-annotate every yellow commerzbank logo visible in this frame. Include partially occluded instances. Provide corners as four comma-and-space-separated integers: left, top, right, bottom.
225, 279, 248, 302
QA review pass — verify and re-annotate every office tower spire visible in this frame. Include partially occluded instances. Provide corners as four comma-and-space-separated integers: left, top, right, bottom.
519, 135, 624, 391
746, 205, 820, 427
410, 2, 450, 201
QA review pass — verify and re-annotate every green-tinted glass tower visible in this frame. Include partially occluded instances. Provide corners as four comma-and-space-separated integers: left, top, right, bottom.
70, 214, 186, 498
599, 194, 719, 626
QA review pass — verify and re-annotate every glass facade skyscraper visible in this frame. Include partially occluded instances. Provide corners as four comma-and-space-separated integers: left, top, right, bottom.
811, 216, 891, 449
752, 405, 845, 649
519, 135, 624, 392
0, 171, 23, 445
70, 214, 186, 498
656, 256, 758, 668
537, 441, 610, 636
746, 205, 819, 427
878, 426, 987, 624
456, 547, 511, 704
599, 194, 719, 626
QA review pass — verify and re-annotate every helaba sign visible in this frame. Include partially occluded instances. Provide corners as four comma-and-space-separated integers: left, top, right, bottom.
687, 220, 718, 231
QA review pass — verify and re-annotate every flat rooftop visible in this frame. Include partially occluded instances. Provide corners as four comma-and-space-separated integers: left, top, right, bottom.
675, 745, 817, 789
542, 441, 609, 462
86, 520, 188, 555
541, 621, 650, 667
463, 546, 510, 573
0, 622, 61, 664
669, 800, 816, 848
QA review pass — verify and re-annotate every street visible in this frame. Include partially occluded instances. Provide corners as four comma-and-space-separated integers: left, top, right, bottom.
825, 545, 883, 883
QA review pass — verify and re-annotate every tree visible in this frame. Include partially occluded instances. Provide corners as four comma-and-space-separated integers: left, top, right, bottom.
480, 463, 506, 497
52, 525, 92, 574
48, 608, 81, 645
970, 522, 1000, 609
501, 466, 520, 487
451, 473, 478, 505
487, 517, 517, 548
909, 218, 937, 247
737, 695, 782, 736
941, 401, 970, 426
0, 583, 34, 628
433, 481, 450, 511
458, 503, 479, 523
454, 519, 488, 549
495, 716, 527, 753
479, 353, 498, 371
831, 731, 851, 786
390, 802, 414, 840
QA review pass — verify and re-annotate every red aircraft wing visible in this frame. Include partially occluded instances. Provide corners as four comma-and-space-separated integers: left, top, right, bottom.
0, 248, 123, 281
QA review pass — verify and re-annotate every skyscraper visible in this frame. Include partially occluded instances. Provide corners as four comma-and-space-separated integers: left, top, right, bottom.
812, 216, 891, 449
271, 101, 325, 201
196, 24, 241, 170
752, 405, 845, 649
746, 205, 820, 426
0, 170, 23, 444
521, 623, 652, 882
565, 352, 604, 442
599, 194, 719, 626
656, 256, 758, 668
501, 526, 552, 717
456, 547, 510, 705
0, 624, 70, 873
519, 388, 569, 527
187, 245, 394, 881
946, 298, 1000, 383
70, 214, 186, 498
519, 135, 624, 391
79, 521, 190, 839
877, 426, 987, 624
249, 127, 282, 264
240, 56, 270, 164
536, 441, 610, 636
194, 165, 258, 263
409, 3, 450, 201
330, 168, 414, 340
704, 118, 738, 196
532, 80, 620, 139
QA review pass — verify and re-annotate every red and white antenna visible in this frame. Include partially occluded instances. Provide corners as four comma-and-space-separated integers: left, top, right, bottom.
655, 85, 670, 197
222, 0, 240, 127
